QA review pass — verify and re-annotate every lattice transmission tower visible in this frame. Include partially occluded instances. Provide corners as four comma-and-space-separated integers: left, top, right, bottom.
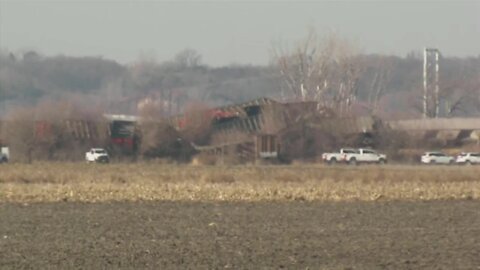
423, 48, 441, 118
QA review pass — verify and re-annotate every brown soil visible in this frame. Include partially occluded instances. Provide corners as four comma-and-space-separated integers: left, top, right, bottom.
1, 201, 479, 269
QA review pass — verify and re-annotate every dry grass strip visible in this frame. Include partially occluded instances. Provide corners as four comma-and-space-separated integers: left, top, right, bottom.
0, 163, 479, 203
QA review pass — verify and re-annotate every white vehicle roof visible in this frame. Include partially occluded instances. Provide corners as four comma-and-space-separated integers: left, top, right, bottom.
460, 152, 480, 155
424, 152, 455, 158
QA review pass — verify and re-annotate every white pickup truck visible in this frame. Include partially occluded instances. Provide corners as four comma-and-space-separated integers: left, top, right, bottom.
85, 148, 110, 163
322, 148, 358, 164
343, 148, 387, 165
0, 146, 9, 163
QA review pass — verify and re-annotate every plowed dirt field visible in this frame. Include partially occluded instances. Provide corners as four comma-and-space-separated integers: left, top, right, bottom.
1, 200, 479, 269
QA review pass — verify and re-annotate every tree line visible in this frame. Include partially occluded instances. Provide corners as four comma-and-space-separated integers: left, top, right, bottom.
1, 41, 479, 119
1, 31, 479, 163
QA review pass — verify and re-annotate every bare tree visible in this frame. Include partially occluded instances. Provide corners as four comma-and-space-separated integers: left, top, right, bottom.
332, 46, 363, 115
138, 118, 195, 162
367, 58, 393, 115
137, 96, 166, 121
180, 101, 212, 145
272, 30, 332, 102
442, 76, 480, 116
5, 98, 108, 162
174, 49, 202, 68
271, 29, 362, 116
5, 108, 37, 163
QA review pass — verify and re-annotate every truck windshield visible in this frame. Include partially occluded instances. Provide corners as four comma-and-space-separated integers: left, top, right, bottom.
95, 150, 106, 154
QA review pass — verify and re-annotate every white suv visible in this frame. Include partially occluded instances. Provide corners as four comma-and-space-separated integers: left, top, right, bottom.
455, 152, 480, 165
421, 152, 454, 165
86, 148, 110, 163
0, 146, 9, 163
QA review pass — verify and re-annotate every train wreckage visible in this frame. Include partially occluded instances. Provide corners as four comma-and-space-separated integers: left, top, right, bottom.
1, 97, 480, 162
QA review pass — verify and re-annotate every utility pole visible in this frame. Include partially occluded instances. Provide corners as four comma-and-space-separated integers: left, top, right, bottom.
423, 48, 441, 118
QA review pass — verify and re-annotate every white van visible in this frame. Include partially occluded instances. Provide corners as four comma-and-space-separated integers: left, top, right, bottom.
0, 146, 9, 163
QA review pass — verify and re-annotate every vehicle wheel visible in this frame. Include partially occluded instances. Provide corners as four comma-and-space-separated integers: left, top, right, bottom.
430, 160, 436, 165
349, 158, 357, 166
449, 160, 454, 165
98, 157, 109, 164
378, 159, 386, 165
329, 158, 337, 165
466, 160, 472, 166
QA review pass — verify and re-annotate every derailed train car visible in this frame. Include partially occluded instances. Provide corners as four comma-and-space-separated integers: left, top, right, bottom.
0, 115, 140, 161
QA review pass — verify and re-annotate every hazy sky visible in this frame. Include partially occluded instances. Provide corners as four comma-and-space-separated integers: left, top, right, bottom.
0, 0, 479, 66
